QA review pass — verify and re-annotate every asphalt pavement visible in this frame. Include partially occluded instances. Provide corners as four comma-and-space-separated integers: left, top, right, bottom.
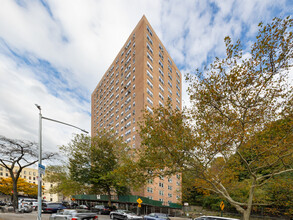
0, 212, 112, 220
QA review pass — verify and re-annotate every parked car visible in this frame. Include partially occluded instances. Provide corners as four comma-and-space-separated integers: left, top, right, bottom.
42, 203, 67, 213
110, 210, 125, 219
19, 198, 38, 210
194, 216, 240, 220
77, 204, 89, 209
110, 210, 143, 220
144, 213, 170, 220
94, 205, 115, 215
19, 204, 33, 213
49, 209, 98, 220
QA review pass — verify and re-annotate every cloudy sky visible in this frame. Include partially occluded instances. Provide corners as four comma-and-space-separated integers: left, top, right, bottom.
0, 0, 292, 160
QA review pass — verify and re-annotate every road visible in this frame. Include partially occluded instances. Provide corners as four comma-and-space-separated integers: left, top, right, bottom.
0, 212, 111, 220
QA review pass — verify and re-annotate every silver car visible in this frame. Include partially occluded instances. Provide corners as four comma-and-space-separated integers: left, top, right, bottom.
110, 210, 143, 220
49, 209, 98, 220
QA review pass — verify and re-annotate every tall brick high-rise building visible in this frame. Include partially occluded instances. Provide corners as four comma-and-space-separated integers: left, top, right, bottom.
91, 15, 182, 205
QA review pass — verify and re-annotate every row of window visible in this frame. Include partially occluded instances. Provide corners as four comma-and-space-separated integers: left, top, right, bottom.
95, 37, 136, 107
0, 167, 37, 176
146, 187, 178, 198
146, 64, 180, 99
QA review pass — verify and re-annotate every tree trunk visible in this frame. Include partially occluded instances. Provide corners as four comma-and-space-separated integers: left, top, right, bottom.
12, 181, 18, 212
243, 210, 251, 220
107, 188, 112, 207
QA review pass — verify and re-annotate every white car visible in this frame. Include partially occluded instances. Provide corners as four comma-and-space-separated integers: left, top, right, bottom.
110, 210, 143, 220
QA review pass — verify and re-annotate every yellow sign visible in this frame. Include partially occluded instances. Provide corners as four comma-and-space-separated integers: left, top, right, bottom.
138, 204, 141, 207
137, 198, 143, 204
220, 201, 225, 210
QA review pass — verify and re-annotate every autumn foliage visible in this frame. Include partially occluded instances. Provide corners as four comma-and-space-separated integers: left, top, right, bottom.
138, 16, 293, 220
0, 177, 39, 197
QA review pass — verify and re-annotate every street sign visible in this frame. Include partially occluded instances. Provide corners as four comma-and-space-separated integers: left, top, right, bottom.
138, 204, 141, 207
38, 164, 45, 170
220, 201, 225, 210
38, 164, 46, 175
137, 198, 142, 204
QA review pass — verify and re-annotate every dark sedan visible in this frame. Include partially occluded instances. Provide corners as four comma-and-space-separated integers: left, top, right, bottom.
42, 203, 67, 213
144, 213, 170, 220
93, 205, 116, 214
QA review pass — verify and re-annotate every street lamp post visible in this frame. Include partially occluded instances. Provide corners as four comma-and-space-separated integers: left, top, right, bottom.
35, 104, 88, 220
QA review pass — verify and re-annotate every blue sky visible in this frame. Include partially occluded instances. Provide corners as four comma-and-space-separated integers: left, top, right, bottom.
0, 0, 292, 157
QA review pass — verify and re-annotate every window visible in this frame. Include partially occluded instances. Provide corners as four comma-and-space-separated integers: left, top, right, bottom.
147, 34, 153, 44
147, 43, 153, 54
147, 25, 153, 36
176, 174, 180, 179
159, 182, 164, 187
168, 65, 172, 73
168, 185, 172, 190
159, 60, 164, 69
168, 88, 173, 95
147, 106, 153, 114
147, 88, 153, 97
168, 80, 172, 88
159, 84, 164, 93
159, 51, 164, 60
147, 187, 153, 193
147, 70, 153, 79
159, 68, 164, 77
159, 101, 164, 107
159, 93, 164, 101
168, 58, 172, 65
168, 193, 173, 198
147, 97, 153, 106
126, 138, 131, 143
159, 190, 164, 196
126, 72, 131, 80
147, 52, 153, 62
147, 79, 153, 88
168, 178, 172, 183
147, 61, 153, 71
159, 76, 164, 85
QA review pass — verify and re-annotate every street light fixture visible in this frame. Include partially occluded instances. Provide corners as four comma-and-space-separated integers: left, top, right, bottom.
35, 104, 88, 220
